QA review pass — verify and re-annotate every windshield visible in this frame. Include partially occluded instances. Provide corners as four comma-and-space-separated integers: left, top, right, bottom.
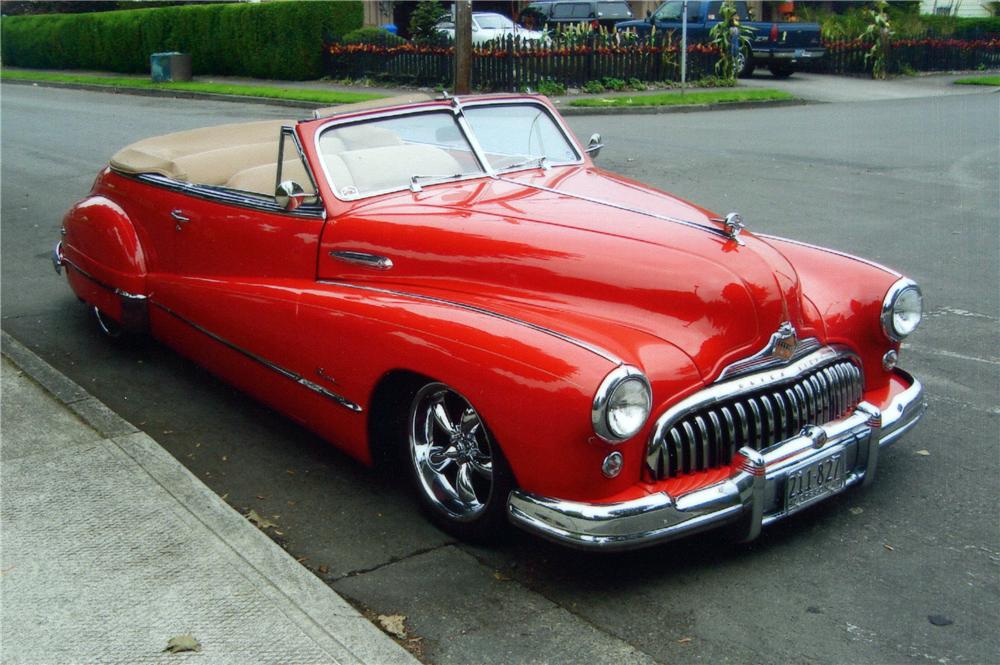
475, 14, 515, 29
317, 103, 580, 200
463, 104, 579, 171
318, 111, 484, 200
597, 2, 632, 18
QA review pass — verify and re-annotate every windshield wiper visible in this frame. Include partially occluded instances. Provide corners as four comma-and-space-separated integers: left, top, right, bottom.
409, 173, 467, 192
496, 156, 550, 175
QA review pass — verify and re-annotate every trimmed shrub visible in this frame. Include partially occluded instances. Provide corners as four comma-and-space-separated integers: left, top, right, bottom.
1, 1, 362, 80
341, 26, 406, 46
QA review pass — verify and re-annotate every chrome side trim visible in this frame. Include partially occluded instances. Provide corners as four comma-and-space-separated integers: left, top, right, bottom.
496, 176, 729, 240
123, 173, 326, 219
151, 301, 363, 413
59, 255, 147, 300
756, 233, 902, 278
329, 251, 394, 271
508, 370, 925, 550
315, 280, 622, 365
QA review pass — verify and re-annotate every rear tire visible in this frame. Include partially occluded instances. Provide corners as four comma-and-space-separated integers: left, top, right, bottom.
769, 64, 794, 78
404, 381, 514, 542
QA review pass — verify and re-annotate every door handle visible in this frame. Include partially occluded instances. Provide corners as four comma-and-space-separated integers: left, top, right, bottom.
171, 210, 191, 231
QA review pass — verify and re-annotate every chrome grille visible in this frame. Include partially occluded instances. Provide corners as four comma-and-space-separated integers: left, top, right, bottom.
647, 356, 864, 480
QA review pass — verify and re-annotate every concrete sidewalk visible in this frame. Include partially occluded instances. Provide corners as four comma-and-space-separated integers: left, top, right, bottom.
0, 333, 417, 665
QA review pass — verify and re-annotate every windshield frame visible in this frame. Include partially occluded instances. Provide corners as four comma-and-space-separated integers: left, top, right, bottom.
313, 98, 583, 203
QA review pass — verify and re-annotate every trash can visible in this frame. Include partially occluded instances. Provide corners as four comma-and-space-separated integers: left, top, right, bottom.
150, 52, 192, 82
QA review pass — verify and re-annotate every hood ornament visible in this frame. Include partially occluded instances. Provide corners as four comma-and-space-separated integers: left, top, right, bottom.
716, 321, 821, 381
723, 212, 745, 245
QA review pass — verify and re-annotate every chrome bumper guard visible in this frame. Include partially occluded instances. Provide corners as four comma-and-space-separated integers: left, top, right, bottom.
52, 241, 64, 275
508, 370, 925, 551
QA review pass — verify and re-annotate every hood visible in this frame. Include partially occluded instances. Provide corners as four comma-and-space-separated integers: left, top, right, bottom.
319, 166, 817, 380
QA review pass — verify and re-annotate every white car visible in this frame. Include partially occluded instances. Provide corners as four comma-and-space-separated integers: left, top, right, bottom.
436, 12, 546, 45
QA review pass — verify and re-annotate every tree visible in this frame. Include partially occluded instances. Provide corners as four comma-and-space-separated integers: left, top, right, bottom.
409, 0, 445, 44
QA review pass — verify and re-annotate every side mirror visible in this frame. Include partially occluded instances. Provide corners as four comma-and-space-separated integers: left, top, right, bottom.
646, 10, 652, 20
585, 133, 604, 159
275, 180, 307, 211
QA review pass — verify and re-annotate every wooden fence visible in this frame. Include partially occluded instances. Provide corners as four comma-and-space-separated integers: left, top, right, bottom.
806, 36, 1000, 75
326, 32, 720, 90
326, 31, 999, 89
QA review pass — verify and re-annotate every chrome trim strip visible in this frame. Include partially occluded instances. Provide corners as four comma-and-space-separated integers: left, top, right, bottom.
495, 176, 729, 240
60, 255, 147, 300
756, 233, 902, 278
508, 370, 925, 550
329, 251, 394, 271
123, 173, 326, 219
52, 241, 64, 275
717, 322, 822, 381
315, 280, 622, 365
150, 301, 363, 413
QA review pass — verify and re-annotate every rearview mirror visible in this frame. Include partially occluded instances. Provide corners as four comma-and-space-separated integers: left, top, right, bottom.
585, 133, 604, 159
275, 181, 307, 211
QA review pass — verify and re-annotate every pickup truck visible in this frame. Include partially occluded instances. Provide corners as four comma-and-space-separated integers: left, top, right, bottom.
615, 1, 824, 78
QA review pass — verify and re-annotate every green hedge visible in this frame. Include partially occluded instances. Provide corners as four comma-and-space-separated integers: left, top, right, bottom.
1, 1, 362, 80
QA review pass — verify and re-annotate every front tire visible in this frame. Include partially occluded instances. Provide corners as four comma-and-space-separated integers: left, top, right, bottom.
737, 47, 755, 78
406, 382, 514, 542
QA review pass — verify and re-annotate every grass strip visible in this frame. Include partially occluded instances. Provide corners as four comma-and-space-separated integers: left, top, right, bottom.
0, 69, 384, 104
569, 88, 796, 108
953, 75, 1000, 86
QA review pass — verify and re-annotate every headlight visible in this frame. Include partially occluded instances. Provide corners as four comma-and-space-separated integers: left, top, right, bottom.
592, 365, 651, 442
881, 278, 923, 342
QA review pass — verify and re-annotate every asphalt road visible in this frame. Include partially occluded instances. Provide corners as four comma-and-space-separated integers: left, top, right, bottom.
2, 83, 998, 665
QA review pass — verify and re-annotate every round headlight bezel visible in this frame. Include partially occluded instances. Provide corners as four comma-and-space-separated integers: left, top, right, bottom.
880, 278, 923, 342
592, 365, 652, 443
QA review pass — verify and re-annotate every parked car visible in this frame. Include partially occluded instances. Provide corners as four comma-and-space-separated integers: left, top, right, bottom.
435, 12, 546, 45
616, 0, 824, 77
521, 0, 635, 30
55, 93, 925, 550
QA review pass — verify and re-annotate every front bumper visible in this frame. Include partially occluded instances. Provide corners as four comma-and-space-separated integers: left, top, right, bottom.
508, 369, 925, 551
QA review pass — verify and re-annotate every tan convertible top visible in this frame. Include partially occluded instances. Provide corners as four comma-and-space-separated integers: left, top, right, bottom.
108, 94, 440, 196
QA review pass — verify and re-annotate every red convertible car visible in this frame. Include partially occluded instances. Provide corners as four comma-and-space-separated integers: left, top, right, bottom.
54, 93, 925, 549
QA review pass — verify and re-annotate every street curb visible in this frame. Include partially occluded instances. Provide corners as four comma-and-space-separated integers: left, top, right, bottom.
4, 76, 809, 115
556, 97, 811, 115
0, 330, 419, 665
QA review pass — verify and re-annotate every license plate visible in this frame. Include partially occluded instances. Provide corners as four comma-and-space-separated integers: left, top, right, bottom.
785, 452, 845, 513
794, 48, 807, 57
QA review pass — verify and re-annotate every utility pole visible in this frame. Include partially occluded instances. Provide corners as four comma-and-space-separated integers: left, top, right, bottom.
454, 0, 472, 94
681, 0, 688, 92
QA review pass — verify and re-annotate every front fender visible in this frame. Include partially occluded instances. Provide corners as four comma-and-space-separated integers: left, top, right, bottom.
761, 235, 904, 390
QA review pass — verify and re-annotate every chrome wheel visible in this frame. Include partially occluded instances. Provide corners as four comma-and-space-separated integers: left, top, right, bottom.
92, 306, 123, 339
409, 383, 494, 522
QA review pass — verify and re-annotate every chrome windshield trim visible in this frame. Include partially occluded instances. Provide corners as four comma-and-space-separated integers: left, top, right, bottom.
756, 233, 902, 278
315, 280, 622, 365
495, 177, 730, 240
150, 301, 362, 413
124, 173, 326, 219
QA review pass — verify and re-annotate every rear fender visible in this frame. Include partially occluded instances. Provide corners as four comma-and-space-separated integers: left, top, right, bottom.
61, 195, 148, 331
